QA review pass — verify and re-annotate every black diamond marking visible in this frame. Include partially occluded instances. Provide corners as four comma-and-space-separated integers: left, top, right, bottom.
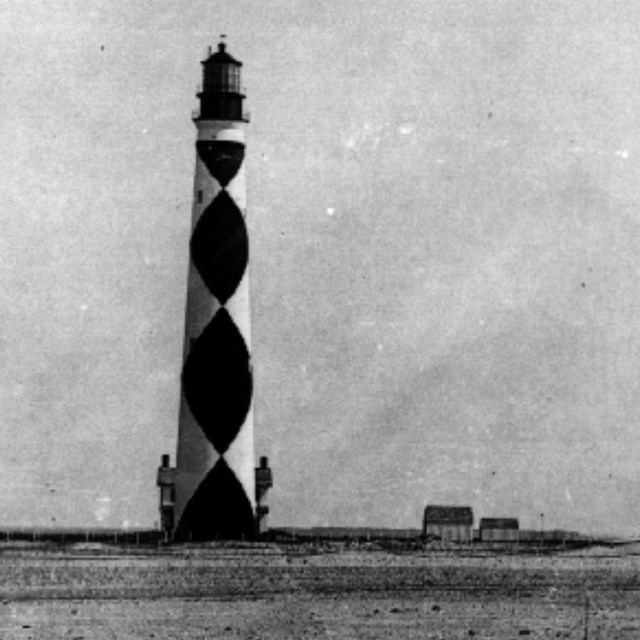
191, 190, 248, 304
197, 140, 245, 187
182, 308, 252, 454
174, 457, 255, 541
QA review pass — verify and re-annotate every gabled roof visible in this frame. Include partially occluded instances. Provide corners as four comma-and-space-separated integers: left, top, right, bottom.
424, 505, 473, 525
479, 518, 519, 530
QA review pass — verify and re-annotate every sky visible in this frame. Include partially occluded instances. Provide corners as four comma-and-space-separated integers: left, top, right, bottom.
2, 0, 640, 535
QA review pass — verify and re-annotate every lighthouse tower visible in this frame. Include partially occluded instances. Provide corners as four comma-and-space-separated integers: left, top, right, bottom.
172, 40, 256, 540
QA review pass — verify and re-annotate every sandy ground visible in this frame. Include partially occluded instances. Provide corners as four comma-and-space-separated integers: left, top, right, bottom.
1, 542, 640, 639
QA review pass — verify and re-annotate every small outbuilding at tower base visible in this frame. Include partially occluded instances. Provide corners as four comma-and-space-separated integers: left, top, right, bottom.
422, 505, 473, 543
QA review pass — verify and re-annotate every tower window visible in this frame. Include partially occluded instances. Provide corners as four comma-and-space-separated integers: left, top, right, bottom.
197, 190, 203, 204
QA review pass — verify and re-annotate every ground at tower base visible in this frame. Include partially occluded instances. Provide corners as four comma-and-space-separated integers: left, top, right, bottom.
1, 539, 640, 638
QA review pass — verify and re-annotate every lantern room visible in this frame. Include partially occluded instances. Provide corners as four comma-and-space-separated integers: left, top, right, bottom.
196, 40, 248, 122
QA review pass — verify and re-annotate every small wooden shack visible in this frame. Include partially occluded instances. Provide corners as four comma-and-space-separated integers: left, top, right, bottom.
479, 517, 519, 542
422, 505, 474, 543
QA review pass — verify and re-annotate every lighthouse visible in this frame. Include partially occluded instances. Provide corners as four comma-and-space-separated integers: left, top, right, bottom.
158, 40, 269, 541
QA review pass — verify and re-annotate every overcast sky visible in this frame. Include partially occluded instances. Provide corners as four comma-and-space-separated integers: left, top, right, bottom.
2, 0, 640, 535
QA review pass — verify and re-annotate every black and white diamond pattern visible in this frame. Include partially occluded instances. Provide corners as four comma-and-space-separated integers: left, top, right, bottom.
175, 139, 254, 541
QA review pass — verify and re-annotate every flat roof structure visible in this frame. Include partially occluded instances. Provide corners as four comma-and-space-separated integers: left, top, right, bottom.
479, 518, 519, 530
